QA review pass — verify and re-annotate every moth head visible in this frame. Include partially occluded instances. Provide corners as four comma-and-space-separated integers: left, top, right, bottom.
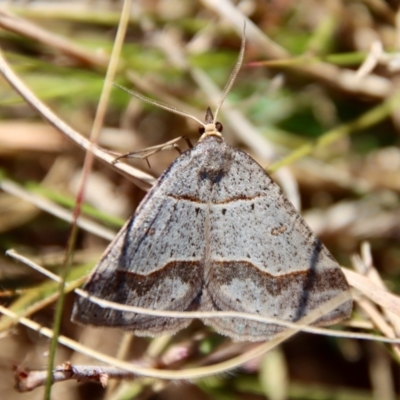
198, 107, 224, 140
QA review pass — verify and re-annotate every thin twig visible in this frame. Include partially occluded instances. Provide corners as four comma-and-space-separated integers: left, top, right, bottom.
14, 363, 133, 392
43, 3, 133, 398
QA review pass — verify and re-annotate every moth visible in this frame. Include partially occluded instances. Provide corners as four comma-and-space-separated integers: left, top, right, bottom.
72, 32, 352, 342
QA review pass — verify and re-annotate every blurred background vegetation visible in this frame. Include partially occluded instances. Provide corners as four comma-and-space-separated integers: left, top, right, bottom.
0, 0, 400, 399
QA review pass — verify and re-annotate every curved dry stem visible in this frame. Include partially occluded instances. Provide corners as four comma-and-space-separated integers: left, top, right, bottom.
7, 249, 400, 346
0, 50, 156, 192
0, 291, 354, 382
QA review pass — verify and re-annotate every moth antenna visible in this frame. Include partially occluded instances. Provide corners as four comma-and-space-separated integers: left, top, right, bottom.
213, 22, 246, 124
113, 83, 206, 128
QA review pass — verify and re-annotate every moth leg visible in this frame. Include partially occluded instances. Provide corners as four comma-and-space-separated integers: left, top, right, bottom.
112, 136, 193, 168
